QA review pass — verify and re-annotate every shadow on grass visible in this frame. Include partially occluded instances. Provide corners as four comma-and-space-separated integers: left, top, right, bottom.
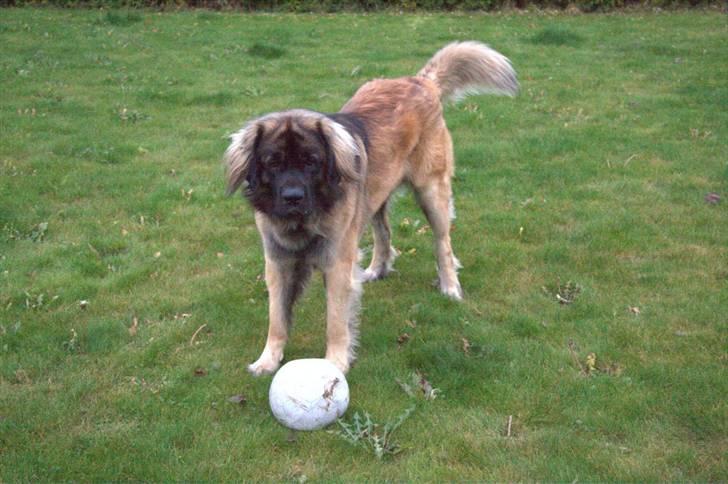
247, 42, 286, 59
101, 10, 143, 27
528, 26, 584, 47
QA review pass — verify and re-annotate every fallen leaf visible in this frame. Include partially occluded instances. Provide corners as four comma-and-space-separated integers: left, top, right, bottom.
554, 280, 581, 305
129, 316, 139, 336
691, 128, 712, 140
704, 192, 721, 205
585, 353, 597, 375
227, 394, 247, 405
194, 367, 207, 377
461, 337, 471, 355
15, 369, 30, 384
418, 372, 440, 400
599, 362, 623, 377
397, 333, 410, 347
397, 371, 439, 400
628, 306, 640, 315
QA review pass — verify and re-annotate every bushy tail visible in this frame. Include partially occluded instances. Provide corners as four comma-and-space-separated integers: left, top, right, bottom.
417, 41, 519, 103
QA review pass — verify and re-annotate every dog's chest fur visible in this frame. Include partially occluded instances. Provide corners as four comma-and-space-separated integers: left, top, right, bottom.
262, 217, 334, 267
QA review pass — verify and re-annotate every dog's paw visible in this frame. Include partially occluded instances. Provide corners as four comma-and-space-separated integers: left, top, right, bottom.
361, 267, 388, 282
361, 246, 398, 283
247, 354, 282, 376
437, 279, 463, 301
325, 352, 350, 375
443, 285, 463, 301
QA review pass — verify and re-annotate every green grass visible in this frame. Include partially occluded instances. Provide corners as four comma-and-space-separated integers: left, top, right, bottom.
1, 8, 726, 481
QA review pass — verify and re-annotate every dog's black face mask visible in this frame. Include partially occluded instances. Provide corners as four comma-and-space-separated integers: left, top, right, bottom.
244, 121, 342, 221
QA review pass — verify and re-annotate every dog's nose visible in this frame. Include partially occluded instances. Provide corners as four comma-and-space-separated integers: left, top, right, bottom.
281, 186, 305, 205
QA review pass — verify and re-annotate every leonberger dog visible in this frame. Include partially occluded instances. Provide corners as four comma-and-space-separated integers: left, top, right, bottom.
225, 41, 517, 375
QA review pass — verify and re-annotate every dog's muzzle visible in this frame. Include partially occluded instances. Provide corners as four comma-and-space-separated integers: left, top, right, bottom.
281, 185, 305, 206
276, 182, 311, 217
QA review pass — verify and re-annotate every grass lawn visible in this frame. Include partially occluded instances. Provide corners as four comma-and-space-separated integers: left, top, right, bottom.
1, 7, 726, 480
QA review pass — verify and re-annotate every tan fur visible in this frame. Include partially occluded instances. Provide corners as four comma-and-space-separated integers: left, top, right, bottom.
225, 41, 517, 374
418, 41, 519, 102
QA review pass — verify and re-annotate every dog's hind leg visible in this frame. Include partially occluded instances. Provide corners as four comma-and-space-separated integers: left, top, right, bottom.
362, 198, 398, 282
411, 128, 463, 301
414, 178, 463, 301
248, 256, 311, 376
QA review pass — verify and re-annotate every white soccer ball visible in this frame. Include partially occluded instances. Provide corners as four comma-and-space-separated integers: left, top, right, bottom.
269, 358, 350, 431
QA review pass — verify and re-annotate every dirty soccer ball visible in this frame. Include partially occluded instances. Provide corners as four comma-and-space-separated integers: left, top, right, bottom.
268, 359, 350, 431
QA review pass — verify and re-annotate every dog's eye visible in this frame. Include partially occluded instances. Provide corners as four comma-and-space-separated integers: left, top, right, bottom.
304, 154, 320, 166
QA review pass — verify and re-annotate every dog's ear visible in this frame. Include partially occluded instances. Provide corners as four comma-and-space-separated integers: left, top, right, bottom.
316, 119, 362, 185
224, 121, 264, 196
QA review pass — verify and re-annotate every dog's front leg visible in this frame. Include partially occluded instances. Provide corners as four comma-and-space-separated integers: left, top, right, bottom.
248, 254, 310, 376
323, 244, 362, 374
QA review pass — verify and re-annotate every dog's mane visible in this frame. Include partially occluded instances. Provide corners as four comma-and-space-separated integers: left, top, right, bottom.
324, 112, 370, 155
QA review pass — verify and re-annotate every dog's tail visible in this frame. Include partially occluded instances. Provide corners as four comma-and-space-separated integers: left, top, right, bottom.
417, 41, 518, 103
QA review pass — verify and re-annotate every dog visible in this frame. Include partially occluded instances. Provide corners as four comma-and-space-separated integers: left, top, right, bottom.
225, 41, 517, 375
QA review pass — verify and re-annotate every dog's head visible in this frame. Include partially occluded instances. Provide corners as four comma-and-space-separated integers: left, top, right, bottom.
225, 110, 361, 220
